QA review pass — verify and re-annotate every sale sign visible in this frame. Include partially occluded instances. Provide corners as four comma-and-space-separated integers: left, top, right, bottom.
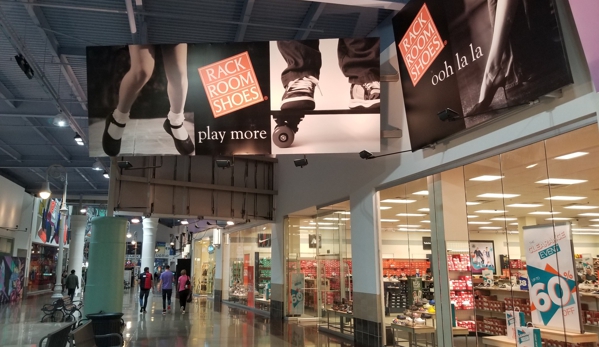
523, 223, 583, 333
289, 273, 305, 316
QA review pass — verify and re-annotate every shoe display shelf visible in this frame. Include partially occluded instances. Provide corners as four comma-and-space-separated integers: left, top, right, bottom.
383, 258, 430, 277
256, 257, 271, 296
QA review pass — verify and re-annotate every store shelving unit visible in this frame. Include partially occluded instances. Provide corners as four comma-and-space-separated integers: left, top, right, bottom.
256, 257, 271, 296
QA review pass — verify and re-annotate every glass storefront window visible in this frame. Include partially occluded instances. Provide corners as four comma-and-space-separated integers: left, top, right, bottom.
28, 244, 63, 293
193, 238, 215, 297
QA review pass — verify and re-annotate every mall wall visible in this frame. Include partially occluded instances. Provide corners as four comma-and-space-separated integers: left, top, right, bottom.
271, 0, 599, 298
0, 176, 35, 258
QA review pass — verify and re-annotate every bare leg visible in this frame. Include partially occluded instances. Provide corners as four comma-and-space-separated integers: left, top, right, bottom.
116, 45, 156, 114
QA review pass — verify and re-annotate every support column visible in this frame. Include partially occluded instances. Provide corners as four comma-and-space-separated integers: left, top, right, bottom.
141, 218, 158, 273
270, 219, 286, 323
84, 217, 128, 315
214, 233, 223, 308
68, 215, 87, 298
350, 188, 384, 347
51, 210, 66, 299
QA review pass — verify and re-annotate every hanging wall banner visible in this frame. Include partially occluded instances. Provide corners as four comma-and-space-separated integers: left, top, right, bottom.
392, 0, 573, 150
568, 0, 599, 92
289, 273, 305, 316
87, 38, 380, 157
523, 223, 583, 333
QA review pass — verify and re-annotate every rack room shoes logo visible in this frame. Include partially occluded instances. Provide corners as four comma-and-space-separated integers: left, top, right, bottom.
399, 3, 444, 86
198, 52, 264, 118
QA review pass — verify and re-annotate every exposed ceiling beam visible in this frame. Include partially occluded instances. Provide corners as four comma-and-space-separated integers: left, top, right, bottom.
21, 117, 72, 162
295, 2, 326, 40
20, 0, 89, 113
0, 113, 87, 119
0, 155, 94, 164
0, 139, 22, 162
132, 0, 149, 44
0, 80, 17, 108
57, 46, 86, 57
235, 0, 255, 42
75, 168, 98, 190
0, 8, 87, 144
299, 0, 406, 11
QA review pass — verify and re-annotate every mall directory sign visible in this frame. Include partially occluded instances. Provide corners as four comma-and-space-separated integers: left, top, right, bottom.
523, 223, 583, 333
392, 0, 573, 150
87, 39, 381, 157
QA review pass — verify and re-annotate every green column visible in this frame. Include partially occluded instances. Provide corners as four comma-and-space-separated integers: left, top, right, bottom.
84, 217, 128, 315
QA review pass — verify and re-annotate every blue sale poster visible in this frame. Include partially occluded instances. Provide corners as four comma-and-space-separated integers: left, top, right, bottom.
523, 223, 583, 333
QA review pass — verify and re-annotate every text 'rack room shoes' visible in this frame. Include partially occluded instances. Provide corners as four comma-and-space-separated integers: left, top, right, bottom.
163, 119, 195, 155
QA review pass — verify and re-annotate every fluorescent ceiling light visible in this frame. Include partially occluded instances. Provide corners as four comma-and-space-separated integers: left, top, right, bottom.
398, 224, 421, 227
420, 220, 430, 223
399, 228, 431, 232
564, 205, 599, 210
555, 152, 588, 160
318, 227, 339, 230
545, 196, 586, 201
579, 213, 599, 217
490, 217, 517, 221
468, 221, 491, 225
396, 213, 426, 217
299, 226, 316, 229
529, 211, 560, 215
477, 193, 520, 198
475, 210, 507, 214
418, 208, 430, 212
480, 226, 502, 230
469, 175, 504, 181
545, 217, 572, 221
507, 203, 543, 208
381, 199, 416, 204
590, 219, 599, 222
573, 232, 599, 235
507, 231, 519, 234
467, 215, 478, 218
323, 218, 337, 221
509, 223, 518, 225
340, 218, 350, 221
334, 211, 351, 215
180, 220, 189, 225
536, 178, 587, 185
227, 221, 235, 226
412, 190, 428, 195
381, 219, 400, 222
572, 228, 599, 232
466, 201, 481, 206
526, 164, 538, 169
380, 206, 392, 210
590, 225, 599, 227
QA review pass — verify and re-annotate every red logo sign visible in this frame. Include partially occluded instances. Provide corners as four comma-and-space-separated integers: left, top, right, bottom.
398, 4, 444, 86
198, 52, 264, 118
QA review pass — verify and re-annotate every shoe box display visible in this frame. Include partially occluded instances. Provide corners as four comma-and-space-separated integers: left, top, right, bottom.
287, 259, 353, 309
504, 297, 531, 316
450, 290, 473, 310
474, 293, 505, 312
509, 259, 526, 269
584, 308, 599, 326
384, 281, 408, 313
456, 320, 476, 332
475, 317, 507, 336
447, 254, 471, 271
256, 257, 271, 296
383, 258, 430, 277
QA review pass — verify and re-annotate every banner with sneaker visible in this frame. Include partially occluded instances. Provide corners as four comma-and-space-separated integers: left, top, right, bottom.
86, 38, 380, 157
392, 0, 573, 151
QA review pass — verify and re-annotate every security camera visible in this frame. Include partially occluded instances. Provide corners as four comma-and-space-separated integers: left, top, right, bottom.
216, 160, 232, 168
359, 150, 374, 159
437, 108, 461, 122
294, 158, 308, 168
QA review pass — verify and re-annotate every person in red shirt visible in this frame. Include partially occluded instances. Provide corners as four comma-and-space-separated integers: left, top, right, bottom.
138, 267, 153, 313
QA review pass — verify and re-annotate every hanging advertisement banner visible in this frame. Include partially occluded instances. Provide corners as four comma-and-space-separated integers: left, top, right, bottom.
568, 0, 599, 92
392, 0, 573, 150
523, 223, 583, 333
87, 38, 380, 157
289, 273, 305, 316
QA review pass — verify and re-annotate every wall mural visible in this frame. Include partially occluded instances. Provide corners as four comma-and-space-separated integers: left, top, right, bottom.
0, 256, 25, 304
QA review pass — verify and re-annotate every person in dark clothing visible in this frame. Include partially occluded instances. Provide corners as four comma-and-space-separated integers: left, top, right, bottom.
277, 38, 380, 111
138, 267, 153, 313
65, 270, 79, 301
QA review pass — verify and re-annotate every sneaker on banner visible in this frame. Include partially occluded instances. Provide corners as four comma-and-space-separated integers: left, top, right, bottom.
349, 81, 380, 109
281, 76, 320, 111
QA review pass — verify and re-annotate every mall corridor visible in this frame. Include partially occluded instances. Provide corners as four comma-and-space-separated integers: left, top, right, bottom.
0, 291, 353, 347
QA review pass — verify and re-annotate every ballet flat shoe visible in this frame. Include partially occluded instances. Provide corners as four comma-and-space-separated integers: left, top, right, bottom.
102, 112, 125, 156
163, 119, 195, 155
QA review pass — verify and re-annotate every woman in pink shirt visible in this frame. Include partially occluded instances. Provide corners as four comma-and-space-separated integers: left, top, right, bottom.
177, 269, 191, 314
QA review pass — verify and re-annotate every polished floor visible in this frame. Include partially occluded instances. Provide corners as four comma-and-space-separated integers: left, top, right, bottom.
0, 289, 354, 347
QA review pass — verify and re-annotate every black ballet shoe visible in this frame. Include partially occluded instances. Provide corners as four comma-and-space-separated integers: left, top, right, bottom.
102, 113, 126, 156
163, 119, 195, 155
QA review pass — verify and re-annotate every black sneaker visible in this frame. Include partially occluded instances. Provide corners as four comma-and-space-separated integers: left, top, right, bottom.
102, 112, 126, 156
349, 81, 380, 109
163, 119, 194, 155
140, 308, 143, 313
281, 76, 319, 111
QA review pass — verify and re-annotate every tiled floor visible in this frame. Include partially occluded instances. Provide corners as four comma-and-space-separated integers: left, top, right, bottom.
0, 290, 354, 347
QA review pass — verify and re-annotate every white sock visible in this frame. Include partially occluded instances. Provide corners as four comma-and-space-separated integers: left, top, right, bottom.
167, 111, 189, 141
108, 109, 129, 140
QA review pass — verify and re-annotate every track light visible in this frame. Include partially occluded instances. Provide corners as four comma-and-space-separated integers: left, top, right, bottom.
92, 159, 103, 171
39, 181, 51, 199
103, 170, 109, 178
216, 159, 232, 168
294, 155, 308, 168
74, 134, 84, 146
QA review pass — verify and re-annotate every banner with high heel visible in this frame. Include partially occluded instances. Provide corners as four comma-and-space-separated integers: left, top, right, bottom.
393, 0, 573, 151
86, 38, 380, 157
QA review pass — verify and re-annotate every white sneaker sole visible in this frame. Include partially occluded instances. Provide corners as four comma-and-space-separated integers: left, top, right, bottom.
281, 96, 315, 108
349, 99, 380, 109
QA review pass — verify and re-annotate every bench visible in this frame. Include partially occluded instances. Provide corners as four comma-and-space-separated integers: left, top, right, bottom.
38, 322, 75, 347
69, 320, 123, 347
62, 297, 83, 322
41, 299, 65, 322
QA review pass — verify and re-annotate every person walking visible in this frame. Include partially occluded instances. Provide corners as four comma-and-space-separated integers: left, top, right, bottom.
177, 269, 191, 314
138, 267, 153, 313
158, 265, 174, 315
65, 270, 79, 301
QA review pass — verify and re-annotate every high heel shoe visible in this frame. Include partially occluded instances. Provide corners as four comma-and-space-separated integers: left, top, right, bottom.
163, 119, 195, 155
102, 112, 126, 156
467, 65, 508, 117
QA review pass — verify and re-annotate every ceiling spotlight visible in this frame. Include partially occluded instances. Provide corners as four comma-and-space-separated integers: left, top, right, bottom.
131, 240, 136, 245
155, 248, 158, 252
92, 159, 103, 171
39, 181, 51, 199
131, 218, 140, 224
74, 134, 84, 146
294, 156, 308, 168
53, 114, 67, 127
170, 241, 174, 245
80, 208, 87, 213
180, 220, 189, 225
359, 150, 374, 159
227, 221, 235, 226
126, 232, 132, 238
216, 160, 232, 168
103, 170, 109, 179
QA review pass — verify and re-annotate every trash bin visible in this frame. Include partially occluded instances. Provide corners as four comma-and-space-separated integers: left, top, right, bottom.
86, 311, 124, 347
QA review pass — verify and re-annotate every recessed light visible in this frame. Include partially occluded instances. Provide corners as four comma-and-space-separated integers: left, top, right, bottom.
103, 170, 109, 178
564, 205, 598, 210
529, 211, 560, 215
536, 178, 587, 185
381, 199, 416, 204
398, 224, 421, 228
469, 175, 504, 181
380, 206, 392, 210
418, 208, 430, 212
466, 202, 481, 206
579, 213, 599, 217
340, 218, 350, 221
490, 217, 517, 221
526, 164, 538, 169
477, 193, 520, 199
545, 196, 586, 201
545, 217, 572, 221
396, 213, 426, 217
467, 215, 478, 218
475, 210, 507, 214
509, 223, 518, 225
420, 220, 430, 223
381, 219, 400, 222
555, 152, 588, 160
480, 226, 502, 230
507, 203, 543, 208
412, 190, 429, 195
468, 221, 491, 225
